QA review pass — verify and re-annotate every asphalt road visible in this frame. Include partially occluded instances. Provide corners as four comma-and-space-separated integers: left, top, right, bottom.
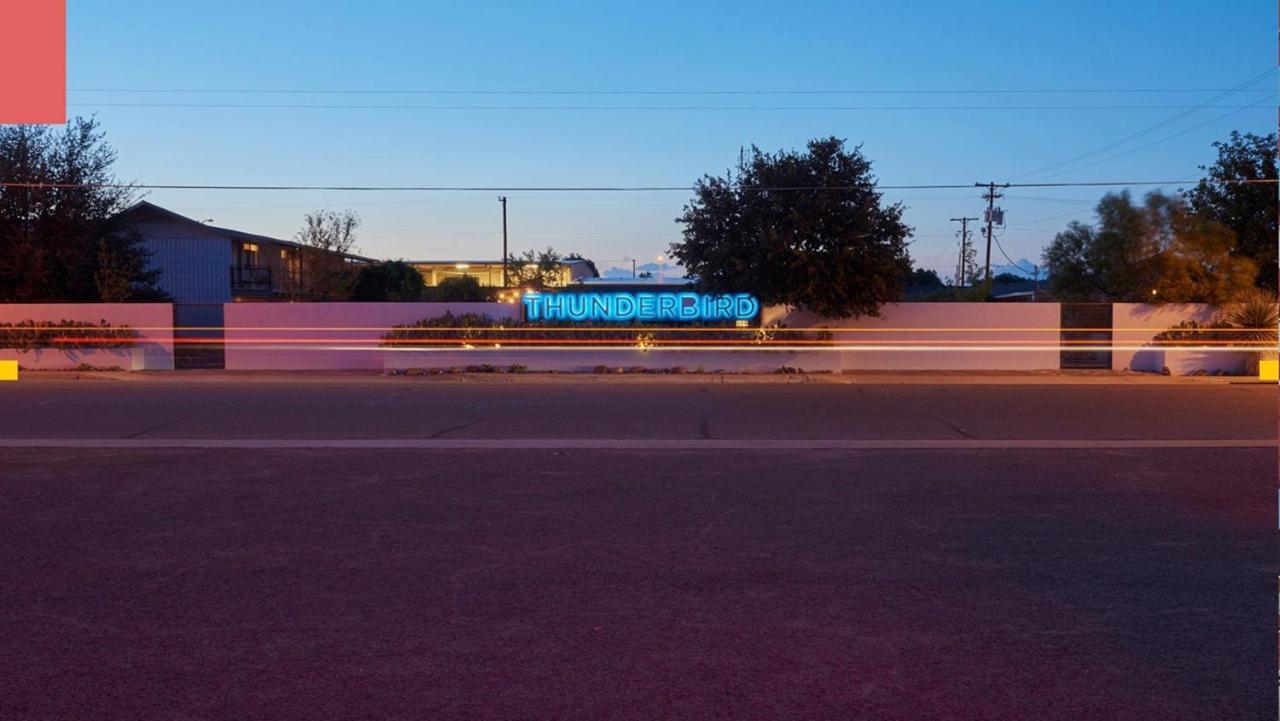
0, 375, 1274, 441
0, 377, 1274, 720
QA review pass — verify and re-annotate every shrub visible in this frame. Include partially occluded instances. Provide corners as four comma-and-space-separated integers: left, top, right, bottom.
1225, 288, 1278, 348
350, 261, 425, 301
0, 320, 137, 353
421, 276, 494, 302
381, 314, 832, 348
1152, 319, 1231, 346
1225, 289, 1278, 372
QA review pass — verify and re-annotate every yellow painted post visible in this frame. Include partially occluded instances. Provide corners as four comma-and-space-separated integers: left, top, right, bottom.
1259, 359, 1278, 382
0, 360, 17, 381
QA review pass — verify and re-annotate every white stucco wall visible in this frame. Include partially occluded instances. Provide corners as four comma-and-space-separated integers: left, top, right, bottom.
387, 303, 1062, 373
384, 349, 840, 373
224, 302, 519, 370
1111, 303, 1244, 374
765, 303, 1063, 371
0, 304, 175, 370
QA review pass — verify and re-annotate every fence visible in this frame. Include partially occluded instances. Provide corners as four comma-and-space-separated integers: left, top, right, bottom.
0, 301, 1250, 375
223, 302, 519, 370
0, 304, 175, 370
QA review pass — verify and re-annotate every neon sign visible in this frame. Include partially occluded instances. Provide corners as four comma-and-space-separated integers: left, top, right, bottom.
522, 291, 760, 323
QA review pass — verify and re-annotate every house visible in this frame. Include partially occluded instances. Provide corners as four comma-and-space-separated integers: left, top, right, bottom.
409, 258, 598, 288
118, 201, 373, 303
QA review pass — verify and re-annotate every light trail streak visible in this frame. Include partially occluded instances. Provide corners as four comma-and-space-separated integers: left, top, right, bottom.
21, 325, 1275, 333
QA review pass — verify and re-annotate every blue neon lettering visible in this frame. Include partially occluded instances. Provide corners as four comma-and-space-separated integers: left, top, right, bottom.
524, 292, 760, 323
522, 294, 543, 320
735, 294, 760, 320
655, 294, 677, 320
614, 294, 636, 320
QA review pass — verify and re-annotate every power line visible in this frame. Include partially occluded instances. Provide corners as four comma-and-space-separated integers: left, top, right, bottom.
69, 86, 1280, 96
2, 179, 1270, 192
1031, 96, 1275, 181
1009, 67, 1277, 181
991, 230, 1027, 270
68, 101, 1274, 112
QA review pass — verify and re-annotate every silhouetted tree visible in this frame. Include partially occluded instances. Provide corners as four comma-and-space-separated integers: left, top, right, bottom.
423, 275, 493, 302
294, 209, 361, 300
1185, 131, 1277, 291
672, 137, 912, 318
0, 117, 163, 301
350, 260, 424, 301
506, 247, 564, 290
905, 268, 944, 288
1044, 191, 1255, 303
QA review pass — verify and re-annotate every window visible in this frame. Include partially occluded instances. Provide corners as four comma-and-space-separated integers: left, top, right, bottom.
238, 242, 260, 268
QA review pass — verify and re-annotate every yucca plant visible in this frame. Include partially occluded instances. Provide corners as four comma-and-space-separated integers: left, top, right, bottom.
1225, 288, 1279, 374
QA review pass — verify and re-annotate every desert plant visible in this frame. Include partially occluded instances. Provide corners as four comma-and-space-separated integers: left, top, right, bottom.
1151, 319, 1231, 346
1225, 288, 1279, 373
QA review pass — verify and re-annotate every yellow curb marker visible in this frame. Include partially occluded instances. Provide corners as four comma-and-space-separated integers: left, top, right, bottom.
1259, 359, 1278, 382
0, 361, 17, 381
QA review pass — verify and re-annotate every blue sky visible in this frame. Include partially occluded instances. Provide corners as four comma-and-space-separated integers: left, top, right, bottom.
68, 0, 1274, 280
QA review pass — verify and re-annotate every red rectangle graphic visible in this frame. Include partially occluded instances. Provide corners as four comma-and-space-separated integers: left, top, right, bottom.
0, 0, 66, 124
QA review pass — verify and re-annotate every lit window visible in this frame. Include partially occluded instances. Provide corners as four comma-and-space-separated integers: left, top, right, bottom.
243, 243, 259, 252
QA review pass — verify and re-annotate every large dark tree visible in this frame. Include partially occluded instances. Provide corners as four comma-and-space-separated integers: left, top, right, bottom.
672, 137, 912, 318
1185, 131, 1278, 291
0, 117, 162, 301
1044, 190, 1255, 303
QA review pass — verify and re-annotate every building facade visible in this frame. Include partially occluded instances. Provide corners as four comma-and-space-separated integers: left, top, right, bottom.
120, 201, 371, 303
409, 259, 598, 288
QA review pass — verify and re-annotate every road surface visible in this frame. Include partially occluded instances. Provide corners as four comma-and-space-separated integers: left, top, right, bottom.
0, 376, 1273, 719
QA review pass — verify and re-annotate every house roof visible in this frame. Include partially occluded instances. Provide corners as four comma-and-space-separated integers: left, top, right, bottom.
120, 201, 376, 262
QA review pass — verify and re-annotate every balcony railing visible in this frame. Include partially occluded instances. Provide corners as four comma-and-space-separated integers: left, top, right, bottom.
230, 265, 274, 292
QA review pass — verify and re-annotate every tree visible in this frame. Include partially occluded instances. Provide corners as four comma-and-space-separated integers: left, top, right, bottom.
423, 275, 493, 302
0, 117, 163, 302
905, 268, 943, 288
672, 137, 912, 318
506, 247, 563, 290
294, 209, 361, 300
350, 260, 424, 301
1185, 131, 1277, 291
991, 272, 1025, 285
958, 243, 978, 287
1043, 191, 1256, 303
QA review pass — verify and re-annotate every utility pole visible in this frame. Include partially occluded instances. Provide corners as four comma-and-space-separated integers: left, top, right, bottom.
949, 216, 978, 286
976, 182, 1008, 290
499, 196, 508, 287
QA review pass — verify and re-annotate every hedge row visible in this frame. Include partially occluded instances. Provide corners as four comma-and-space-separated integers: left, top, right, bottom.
0, 320, 138, 351
381, 312, 832, 347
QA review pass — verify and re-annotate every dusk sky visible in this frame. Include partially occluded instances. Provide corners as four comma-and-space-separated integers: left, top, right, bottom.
69, 0, 1274, 279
